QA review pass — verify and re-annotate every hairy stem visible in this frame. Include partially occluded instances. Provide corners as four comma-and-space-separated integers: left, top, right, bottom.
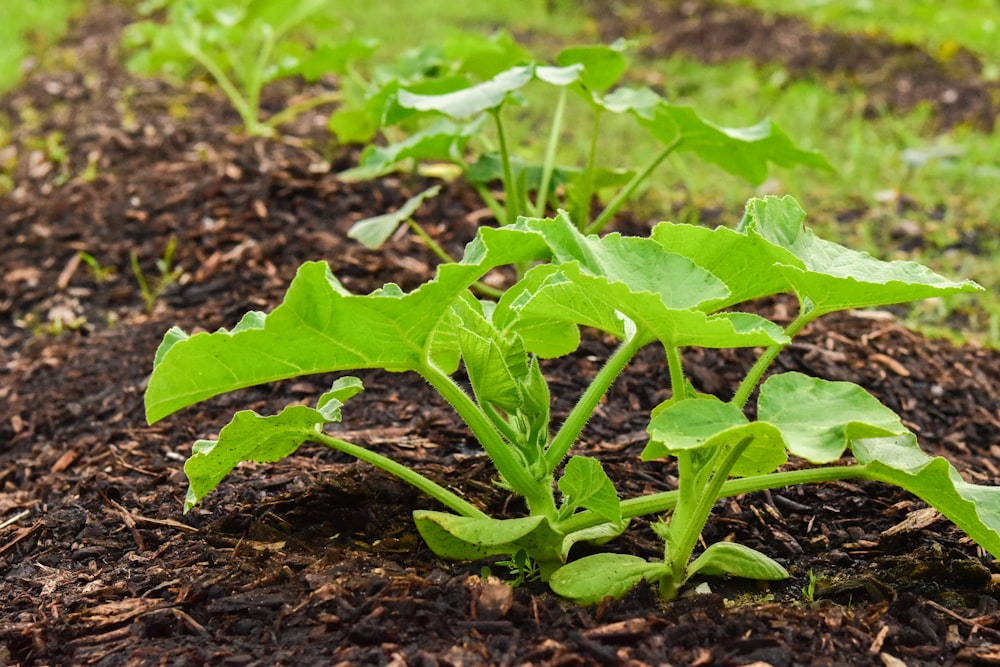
558, 464, 864, 533
405, 220, 503, 299
544, 329, 647, 472
533, 86, 568, 218
313, 431, 487, 519
266, 91, 342, 130
492, 109, 520, 226
585, 135, 682, 235
421, 361, 555, 518
732, 304, 815, 409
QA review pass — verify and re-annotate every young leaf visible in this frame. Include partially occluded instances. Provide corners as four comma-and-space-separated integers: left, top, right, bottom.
347, 185, 441, 249
687, 542, 789, 580
853, 435, 1000, 559
558, 456, 622, 525
740, 196, 983, 314
452, 296, 530, 413
184, 377, 359, 512
548, 553, 669, 604
758, 372, 908, 463
643, 398, 788, 477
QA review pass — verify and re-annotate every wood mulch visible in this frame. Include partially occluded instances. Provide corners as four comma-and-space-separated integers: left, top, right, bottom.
2, 2, 999, 665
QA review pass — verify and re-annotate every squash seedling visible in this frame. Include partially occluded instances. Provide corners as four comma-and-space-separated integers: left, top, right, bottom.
146, 195, 998, 602
122, 0, 363, 136
342, 41, 832, 253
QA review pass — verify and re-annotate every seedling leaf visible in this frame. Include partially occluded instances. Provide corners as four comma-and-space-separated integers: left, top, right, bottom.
687, 542, 789, 580
549, 553, 669, 604
413, 510, 561, 564
558, 456, 622, 525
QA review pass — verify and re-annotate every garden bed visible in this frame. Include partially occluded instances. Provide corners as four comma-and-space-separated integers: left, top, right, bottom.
2, 2, 999, 665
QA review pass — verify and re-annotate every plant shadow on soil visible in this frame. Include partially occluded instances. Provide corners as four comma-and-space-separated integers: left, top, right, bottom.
2, 2, 1000, 665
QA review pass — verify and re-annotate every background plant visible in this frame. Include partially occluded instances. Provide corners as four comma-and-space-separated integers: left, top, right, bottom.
145, 195, 998, 602
122, 0, 356, 136
341, 40, 832, 253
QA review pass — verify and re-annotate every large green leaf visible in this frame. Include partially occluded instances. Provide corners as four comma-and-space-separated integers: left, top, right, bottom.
506, 214, 789, 350
556, 42, 627, 93
740, 196, 983, 314
853, 435, 1000, 559
637, 104, 833, 183
651, 222, 790, 307
758, 372, 908, 462
146, 226, 552, 422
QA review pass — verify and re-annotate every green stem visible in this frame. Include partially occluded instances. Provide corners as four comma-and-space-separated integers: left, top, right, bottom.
544, 329, 648, 473
585, 135, 682, 235
533, 86, 568, 217
575, 112, 602, 228
732, 305, 815, 409
472, 183, 507, 226
186, 44, 268, 136
265, 91, 342, 130
420, 361, 554, 517
404, 220, 503, 299
313, 431, 487, 519
492, 109, 520, 226
665, 346, 687, 401
558, 463, 864, 533
665, 439, 753, 586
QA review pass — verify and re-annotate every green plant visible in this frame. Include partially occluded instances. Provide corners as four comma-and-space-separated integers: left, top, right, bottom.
145, 195, 998, 602
342, 41, 831, 251
78, 251, 116, 283
122, 0, 357, 136
801, 569, 818, 603
132, 235, 183, 312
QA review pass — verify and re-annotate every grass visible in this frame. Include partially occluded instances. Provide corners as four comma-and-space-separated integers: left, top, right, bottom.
726, 0, 1000, 76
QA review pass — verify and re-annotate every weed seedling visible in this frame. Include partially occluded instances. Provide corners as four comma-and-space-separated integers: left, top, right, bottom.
132, 235, 183, 313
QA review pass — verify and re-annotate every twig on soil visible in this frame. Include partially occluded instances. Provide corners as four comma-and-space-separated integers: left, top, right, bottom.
0, 509, 30, 530
923, 599, 1000, 640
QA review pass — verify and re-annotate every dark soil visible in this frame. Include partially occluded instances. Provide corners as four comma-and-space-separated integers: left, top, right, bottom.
3, 2, 1000, 665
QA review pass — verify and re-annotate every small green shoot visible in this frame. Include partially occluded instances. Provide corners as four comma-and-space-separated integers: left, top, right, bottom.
132, 235, 183, 313
146, 195, 997, 603
801, 569, 818, 603
78, 251, 116, 284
